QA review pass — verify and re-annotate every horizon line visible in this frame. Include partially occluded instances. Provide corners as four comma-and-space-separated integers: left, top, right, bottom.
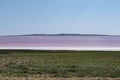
1, 33, 120, 37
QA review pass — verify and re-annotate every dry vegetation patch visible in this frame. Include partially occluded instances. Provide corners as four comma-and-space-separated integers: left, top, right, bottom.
0, 50, 120, 78
0, 77, 120, 80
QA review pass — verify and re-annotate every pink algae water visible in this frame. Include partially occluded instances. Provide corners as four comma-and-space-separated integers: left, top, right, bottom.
0, 36, 120, 48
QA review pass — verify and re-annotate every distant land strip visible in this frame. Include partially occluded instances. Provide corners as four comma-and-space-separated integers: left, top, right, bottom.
4, 33, 118, 36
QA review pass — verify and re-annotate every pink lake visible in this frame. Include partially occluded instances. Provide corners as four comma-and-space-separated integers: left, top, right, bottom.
0, 36, 120, 48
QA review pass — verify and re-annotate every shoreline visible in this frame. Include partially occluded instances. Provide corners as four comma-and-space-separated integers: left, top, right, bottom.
1, 47, 120, 51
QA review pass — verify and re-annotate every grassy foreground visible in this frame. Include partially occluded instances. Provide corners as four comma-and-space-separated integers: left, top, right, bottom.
0, 50, 120, 78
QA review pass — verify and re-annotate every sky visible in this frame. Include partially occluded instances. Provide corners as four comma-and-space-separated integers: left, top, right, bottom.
0, 0, 120, 35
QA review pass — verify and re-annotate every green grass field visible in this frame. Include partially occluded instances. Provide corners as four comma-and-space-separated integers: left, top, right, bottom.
0, 50, 120, 78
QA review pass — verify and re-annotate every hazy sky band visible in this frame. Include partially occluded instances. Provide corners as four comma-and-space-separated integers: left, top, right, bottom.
0, 0, 120, 35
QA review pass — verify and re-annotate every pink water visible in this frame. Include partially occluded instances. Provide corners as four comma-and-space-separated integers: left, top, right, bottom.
0, 36, 120, 48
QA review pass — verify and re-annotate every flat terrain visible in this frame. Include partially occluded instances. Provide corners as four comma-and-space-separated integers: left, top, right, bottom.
0, 50, 120, 79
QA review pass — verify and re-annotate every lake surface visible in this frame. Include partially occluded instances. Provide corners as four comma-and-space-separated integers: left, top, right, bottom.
0, 36, 120, 48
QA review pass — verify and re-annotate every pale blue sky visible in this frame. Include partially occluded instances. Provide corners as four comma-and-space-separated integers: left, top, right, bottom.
0, 0, 120, 35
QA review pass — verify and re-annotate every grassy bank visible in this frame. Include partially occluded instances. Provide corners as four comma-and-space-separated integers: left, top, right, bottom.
0, 50, 120, 78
